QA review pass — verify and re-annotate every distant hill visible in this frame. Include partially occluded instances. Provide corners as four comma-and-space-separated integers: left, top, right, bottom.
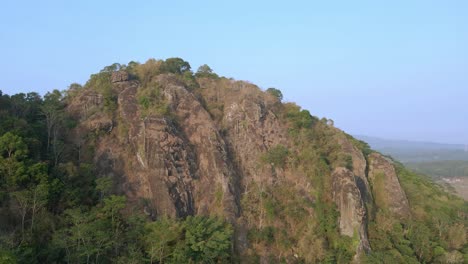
406, 160, 468, 178
354, 136, 468, 201
355, 135, 468, 162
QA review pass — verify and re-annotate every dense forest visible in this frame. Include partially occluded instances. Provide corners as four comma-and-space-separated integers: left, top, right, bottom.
0, 58, 467, 263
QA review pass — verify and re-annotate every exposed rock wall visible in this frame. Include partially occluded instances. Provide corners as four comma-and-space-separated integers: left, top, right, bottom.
332, 167, 370, 253
158, 75, 240, 220
69, 75, 241, 220
337, 135, 373, 204
332, 133, 373, 255
368, 153, 411, 219
221, 90, 288, 185
67, 73, 416, 262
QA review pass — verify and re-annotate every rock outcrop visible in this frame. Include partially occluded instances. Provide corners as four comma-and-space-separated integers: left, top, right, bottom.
368, 153, 411, 218
66, 71, 416, 262
337, 135, 373, 204
327, 134, 372, 255
332, 167, 370, 253
111, 71, 129, 83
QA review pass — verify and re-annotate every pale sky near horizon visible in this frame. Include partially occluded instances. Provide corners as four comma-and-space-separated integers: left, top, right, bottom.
1, 1, 467, 144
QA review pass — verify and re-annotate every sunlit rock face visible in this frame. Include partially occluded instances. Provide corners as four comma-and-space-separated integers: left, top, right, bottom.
368, 152, 411, 219
67, 72, 419, 261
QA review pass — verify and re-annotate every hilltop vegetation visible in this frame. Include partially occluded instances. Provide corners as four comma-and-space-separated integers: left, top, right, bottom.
0, 58, 467, 263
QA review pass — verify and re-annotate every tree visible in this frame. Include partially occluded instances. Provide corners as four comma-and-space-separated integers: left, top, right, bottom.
446, 223, 466, 250
160, 58, 191, 74
195, 64, 218, 78
11, 182, 49, 239
54, 203, 121, 264
95, 176, 113, 200
0, 248, 17, 264
144, 217, 183, 263
0, 132, 28, 160
262, 145, 289, 168
100, 63, 123, 73
266, 87, 283, 101
29, 182, 49, 232
101, 195, 126, 239
408, 222, 434, 263
134, 59, 162, 86
41, 90, 63, 154
0, 132, 28, 188
66, 83, 83, 98
182, 216, 233, 263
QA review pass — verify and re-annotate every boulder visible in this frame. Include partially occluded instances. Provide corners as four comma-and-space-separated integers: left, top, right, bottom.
111, 71, 129, 83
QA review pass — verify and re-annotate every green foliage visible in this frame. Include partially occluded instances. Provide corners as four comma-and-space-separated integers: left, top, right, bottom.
95, 176, 113, 199
143, 216, 233, 263
132, 59, 197, 117
85, 66, 117, 113
285, 104, 315, 132
266, 87, 283, 101
182, 216, 233, 263
365, 161, 468, 263
42, 90, 67, 165
136, 82, 170, 117
344, 154, 353, 171
0, 249, 17, 264
100, 63, 125, 73
408, 222, 434, 262
0, 132, 28, 160
407, 160, 468, 178
346, 134, 373, 157
160, 57, 191, 74
248, 226, 275, 245
261, 145, 289, 168
195, 64, 219, 79
144, 217, 183, 263
132, 58, 162, 86
396, 162, 466, 221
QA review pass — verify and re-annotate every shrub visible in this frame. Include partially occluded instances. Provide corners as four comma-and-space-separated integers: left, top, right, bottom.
160, 58, 191, 74
195, 64, 219, 79
266, 87, 283, 101
261, 145, 289, 168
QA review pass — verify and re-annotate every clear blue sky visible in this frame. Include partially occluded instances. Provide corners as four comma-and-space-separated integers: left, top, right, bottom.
1, 0, 467, 144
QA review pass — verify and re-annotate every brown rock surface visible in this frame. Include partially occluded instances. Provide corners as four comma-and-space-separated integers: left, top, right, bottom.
337, 134, 373, 203
332, 167, 371, 253
111, 71, 129, 83
65, 71, 420, 261
368, 152, 411, 218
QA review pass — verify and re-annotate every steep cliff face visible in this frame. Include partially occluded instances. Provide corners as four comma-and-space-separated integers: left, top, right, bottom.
331, 134, 372, 255
331, 167, 369, 253
69, 74, 241, 220
368, 152, 411, 218
66, 69, 418, 262
209, 82, 288, 186
337, 134, 373, 204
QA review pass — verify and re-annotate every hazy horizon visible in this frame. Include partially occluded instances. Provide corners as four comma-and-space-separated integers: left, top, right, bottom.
355, 134, 467, 147
1, 1, 467, 144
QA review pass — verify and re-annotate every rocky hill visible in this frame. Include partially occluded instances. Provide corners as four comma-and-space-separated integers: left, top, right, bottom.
0, 58, 467, 263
